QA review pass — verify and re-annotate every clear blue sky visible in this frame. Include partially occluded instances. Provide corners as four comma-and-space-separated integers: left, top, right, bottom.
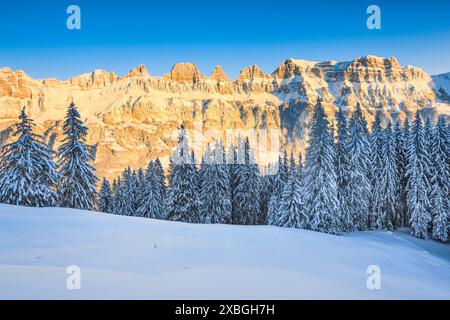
0, 0, 449, 79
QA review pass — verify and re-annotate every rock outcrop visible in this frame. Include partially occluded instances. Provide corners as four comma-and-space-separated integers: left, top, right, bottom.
163, 63, 205, 83
210, 65, 230, 82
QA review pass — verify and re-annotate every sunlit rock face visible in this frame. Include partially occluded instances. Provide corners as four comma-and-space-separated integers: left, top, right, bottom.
0, 55, 448, 180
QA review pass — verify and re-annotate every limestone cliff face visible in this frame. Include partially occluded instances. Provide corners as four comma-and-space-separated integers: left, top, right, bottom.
0, 56, 448, 180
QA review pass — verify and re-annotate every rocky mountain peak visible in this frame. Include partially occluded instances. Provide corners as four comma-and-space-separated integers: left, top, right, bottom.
0, 67, 34, 99
66, 69, 118, 89
163, 63, 206, 83
210, 65, 230, 82
237, 65, 271, 81
125, 64, 150, 78
272, 59, 317, 79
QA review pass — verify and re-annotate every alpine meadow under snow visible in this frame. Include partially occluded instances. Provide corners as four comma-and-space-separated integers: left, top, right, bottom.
0, 204, 449, 299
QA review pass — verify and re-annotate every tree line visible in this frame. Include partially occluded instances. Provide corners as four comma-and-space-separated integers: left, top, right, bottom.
0, 101, 448, 241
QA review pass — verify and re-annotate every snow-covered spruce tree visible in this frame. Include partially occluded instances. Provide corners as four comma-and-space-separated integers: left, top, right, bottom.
369, 110, 384, 228
347, 103, 372, 231
112, 177, 127, 215
430, 181, 448, 242
431, 115, 449, 202
289, 150, 296, 178
134, 167, 145, 211
0, 108, 59, 207
118, 167, 135, 216
231, 137, 245, 224
423, 117, 436, 211
429, 115, 449, 241
153, 157, 166, 209
198, 144, 212, 209
302, 99, 341, 234
393, 119, 408, 227
111, 178, 118, 213
233, 138, 261, 225
334, 106, 352, 231
191, 150, 202, 221
259, 173, 273, 224
297, 152, 303, 173
373, 122, 398, 230
406, 112, 432, 239
137, 160, 165, 219
199, 140, 232, 224
97, 178, 113, 213
282, 150, 289, 181
165, 124, 199, 223
167, 156, 174, 187
226, 144, 239, 223
266, 154, 288, 225
57, 102, 98, 210
278, 158, 308, 228
424, 116, 434, 154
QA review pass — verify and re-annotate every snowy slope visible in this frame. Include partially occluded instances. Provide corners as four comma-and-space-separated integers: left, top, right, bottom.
0, 204, 449, 299
432, 72, 450, 103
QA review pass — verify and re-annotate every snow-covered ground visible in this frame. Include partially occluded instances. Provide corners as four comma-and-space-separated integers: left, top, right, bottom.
0, 204, 449, 299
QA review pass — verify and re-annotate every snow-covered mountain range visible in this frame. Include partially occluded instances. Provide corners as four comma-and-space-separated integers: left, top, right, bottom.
0, 55, 449, 179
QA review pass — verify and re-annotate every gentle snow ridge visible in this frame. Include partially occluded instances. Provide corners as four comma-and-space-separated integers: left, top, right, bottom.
0, 204, 449, 299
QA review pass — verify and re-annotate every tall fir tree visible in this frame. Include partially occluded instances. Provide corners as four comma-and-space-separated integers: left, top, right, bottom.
226, 144, 239, 223
131, 169, 141, 213
430, 181, 448, 242
302, 99, 341, 234
137, 160, 165, 219
429, 115, 449, 241
266, 154, 288, 225
278, 157, 307, 228
165, 124, 199, 223
153, 157, 166, 211
259, 173, 273, 224
394, 119, 408, 227
199, 140, 232, 224
233, 138, 261, 225
297, 152, 303, 173
373, 122, 398, 230
370, 110, 384, 228
134, 167, 146, 212
57, 102, 98, 210
120, 166, 136, 215
423, 116, 435, 213
289, 150, 296, 178
0, 108, 59, 207
406, 112, 432, 239
347, 103, 372, 231
430, 115, 449, 203
334, 106, 352, 231
112, 177, 128, 215
167, 156, 174, 187
97, 178, 113, 213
